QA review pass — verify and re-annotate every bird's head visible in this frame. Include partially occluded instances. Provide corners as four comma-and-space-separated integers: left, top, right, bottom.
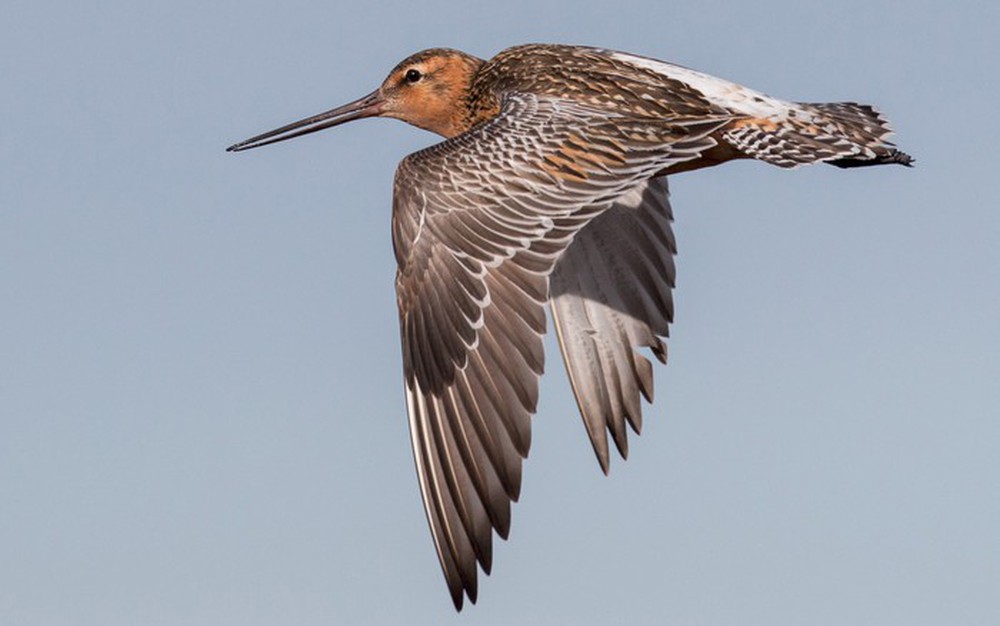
377, 49, 484, 137
226, 49, 484, 152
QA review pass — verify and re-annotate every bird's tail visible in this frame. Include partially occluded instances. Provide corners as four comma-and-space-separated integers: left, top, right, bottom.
722, 101, 913, 168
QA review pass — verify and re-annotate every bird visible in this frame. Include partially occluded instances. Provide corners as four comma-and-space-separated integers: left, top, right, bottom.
227, 43, 912, 610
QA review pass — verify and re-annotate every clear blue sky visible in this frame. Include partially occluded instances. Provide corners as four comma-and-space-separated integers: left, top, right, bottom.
3, 1, 998, 624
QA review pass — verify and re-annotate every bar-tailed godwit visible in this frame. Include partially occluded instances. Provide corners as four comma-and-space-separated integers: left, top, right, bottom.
228, 44, 912, 610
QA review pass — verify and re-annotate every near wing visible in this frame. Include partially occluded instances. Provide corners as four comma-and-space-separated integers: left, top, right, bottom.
391, 92, 725, 609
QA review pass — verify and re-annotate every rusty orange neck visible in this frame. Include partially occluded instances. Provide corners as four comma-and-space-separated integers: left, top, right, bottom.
425, 54, 495, 138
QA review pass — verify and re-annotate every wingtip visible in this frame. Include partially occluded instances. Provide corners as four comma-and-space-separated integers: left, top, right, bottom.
496, 516, 511, 540
448, 579, 475, 612
465, 582, 478, 609
597, 451, 611, 475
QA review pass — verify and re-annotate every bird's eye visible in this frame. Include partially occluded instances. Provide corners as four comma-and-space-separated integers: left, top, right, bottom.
405, 68, 423, 83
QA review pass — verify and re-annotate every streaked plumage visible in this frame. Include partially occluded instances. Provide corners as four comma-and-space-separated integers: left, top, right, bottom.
227, 43, 912, 610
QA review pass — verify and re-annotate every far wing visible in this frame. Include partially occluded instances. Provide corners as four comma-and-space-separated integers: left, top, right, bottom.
550, 176, 675, 473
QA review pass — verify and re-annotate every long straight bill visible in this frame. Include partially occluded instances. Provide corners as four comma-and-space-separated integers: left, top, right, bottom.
226, 90, 383, 152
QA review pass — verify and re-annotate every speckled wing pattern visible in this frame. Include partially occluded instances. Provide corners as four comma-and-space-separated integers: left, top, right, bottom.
392, 92, 727, 609
550, 177, 675, 473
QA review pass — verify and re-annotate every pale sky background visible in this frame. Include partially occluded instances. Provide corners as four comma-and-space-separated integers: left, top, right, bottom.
3, 1, 998, 625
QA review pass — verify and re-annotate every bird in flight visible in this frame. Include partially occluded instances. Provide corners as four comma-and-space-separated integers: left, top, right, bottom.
227, 43, 911, 610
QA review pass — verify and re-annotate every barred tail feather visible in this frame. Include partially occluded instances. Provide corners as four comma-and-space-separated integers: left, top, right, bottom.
806, 102, 914, 168
722, 101, 913, 168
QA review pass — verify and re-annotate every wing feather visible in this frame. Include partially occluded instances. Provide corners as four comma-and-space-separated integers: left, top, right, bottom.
550, 177, 677, 472
394, 93, 723, 608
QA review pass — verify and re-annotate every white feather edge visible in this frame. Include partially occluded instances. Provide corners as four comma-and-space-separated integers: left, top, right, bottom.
608, 51, 813, 122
